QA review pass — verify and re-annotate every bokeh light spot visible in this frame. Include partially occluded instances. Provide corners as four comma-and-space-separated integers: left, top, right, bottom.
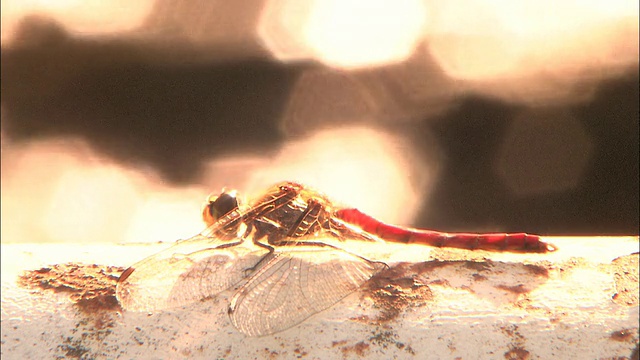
243, 126, 439, 225
1, 0, 154, 43
495, 109, 594, 196
258, 0, 428, 69
426, 0, 638, 104
1, 139, 208, 244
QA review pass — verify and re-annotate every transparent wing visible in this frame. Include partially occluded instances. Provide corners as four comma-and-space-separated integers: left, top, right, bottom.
117, 183, 302, 312
116, 233, 269, 311
229, 244, 387, 337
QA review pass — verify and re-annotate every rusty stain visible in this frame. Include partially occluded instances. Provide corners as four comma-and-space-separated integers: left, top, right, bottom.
609, 329, 636, 342
460, 285, 475, 294
472, 273, 488, 281
18, 263, 125, 314
57, 337, 90, 360
293, 347, 308, 358
630, 342, 639, 360
348, 314, 372, 324
19, 262, 126, 359
464, 260, 493, 272
365, 268, 432, 324
262, 347, 279, 359
611, 253, 639, 307
341, 341, 370, 357
496, 284, 530, 294
409, 260, 454, 274
447, 341, 456, 352
366, 330, 416, 355
331, 340, 347, 347
504, 346, 530, 360
501, 325, 516, 338
428, 279, 451, 287
523, 264, 549, 277
500, 324, 530, 360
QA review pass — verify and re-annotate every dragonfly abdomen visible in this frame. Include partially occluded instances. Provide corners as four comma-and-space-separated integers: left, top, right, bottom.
335, 208, 555, 253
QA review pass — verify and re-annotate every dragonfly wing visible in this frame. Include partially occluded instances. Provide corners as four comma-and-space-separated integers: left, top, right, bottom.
117, 234, 269, 311
229, 245, 387, 337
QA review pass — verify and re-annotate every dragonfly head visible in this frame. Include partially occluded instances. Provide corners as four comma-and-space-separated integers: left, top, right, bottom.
202, 189, 239, 226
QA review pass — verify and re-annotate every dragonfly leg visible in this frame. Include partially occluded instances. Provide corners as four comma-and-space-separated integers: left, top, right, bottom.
245, 229, 277, 277
242, 243, 275, 278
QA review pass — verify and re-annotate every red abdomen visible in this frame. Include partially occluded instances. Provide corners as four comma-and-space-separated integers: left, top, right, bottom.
335, 208, 555, 253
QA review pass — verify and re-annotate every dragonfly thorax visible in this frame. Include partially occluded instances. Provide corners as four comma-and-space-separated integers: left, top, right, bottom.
251, 195, 331, 245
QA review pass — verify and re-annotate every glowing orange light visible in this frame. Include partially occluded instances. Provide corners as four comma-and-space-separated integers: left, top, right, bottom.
259, 0, 428, 69
427, 0, 638, 81
242, 127, 437, 225
1, 0, 154, 43
1, 139, 208, 244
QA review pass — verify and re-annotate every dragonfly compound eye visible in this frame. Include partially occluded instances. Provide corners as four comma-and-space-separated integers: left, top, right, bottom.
208, 190, 239, 220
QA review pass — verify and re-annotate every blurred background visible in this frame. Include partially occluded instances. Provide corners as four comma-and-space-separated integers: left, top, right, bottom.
1, 0, 638, 244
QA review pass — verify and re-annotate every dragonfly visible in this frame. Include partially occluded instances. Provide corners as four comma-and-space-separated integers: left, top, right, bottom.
116, 181, 555, 337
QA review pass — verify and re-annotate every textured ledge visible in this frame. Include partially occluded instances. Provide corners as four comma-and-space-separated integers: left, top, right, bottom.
1, 237, 638, 359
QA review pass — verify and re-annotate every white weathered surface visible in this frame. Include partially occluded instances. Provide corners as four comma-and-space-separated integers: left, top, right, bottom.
1, 237, 638, 360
